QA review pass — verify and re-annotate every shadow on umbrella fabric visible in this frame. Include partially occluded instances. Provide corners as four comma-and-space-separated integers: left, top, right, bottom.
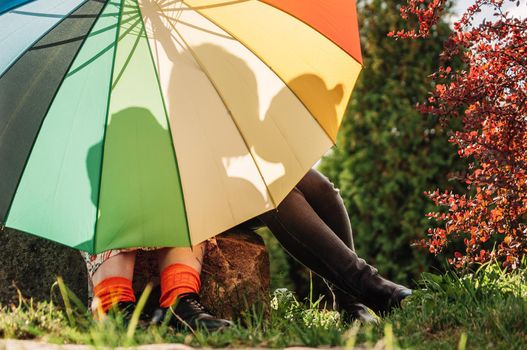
87, 106, 190, 250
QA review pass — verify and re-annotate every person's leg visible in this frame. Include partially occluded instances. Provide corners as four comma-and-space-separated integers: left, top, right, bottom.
239, 214, 376, 322
92, 251, 137, 285
154, 244, 232, 331
259, 187, 374, 294
90, 251, 137, 315
157, 245, 205, 308
295, 169, 355, 250
258, 186, 410, 316
294, 169, 375, 320
241, 170, 359, 283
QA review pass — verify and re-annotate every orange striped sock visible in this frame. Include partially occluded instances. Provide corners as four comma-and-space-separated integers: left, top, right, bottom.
159, 263, 201, 308
93, 277, 136, 314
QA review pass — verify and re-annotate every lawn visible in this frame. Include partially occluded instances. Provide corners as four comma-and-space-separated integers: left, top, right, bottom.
1, 262, 526, 349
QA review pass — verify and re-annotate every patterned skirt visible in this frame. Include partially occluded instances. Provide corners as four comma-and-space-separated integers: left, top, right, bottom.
81, 248, 158, 279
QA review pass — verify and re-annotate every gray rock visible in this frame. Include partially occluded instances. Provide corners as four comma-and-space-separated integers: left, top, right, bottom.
0, 228, 87, 305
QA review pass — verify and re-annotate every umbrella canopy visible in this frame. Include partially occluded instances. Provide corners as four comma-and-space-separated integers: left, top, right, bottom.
0, 0, 363, 254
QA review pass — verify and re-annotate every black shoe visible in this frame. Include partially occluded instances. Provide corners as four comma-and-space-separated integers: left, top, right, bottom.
333, 287, 378, 324
150, 293, 233, 332
107, 301, 136, 325
359, 273, 412, 316
341, 302, 379, 325
390, 288, 412, 309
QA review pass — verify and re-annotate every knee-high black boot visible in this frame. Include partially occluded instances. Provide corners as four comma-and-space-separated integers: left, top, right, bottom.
257, 187, 411, 316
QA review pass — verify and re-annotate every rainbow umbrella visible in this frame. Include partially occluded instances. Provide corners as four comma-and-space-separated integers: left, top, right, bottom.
0, 0, 363, 254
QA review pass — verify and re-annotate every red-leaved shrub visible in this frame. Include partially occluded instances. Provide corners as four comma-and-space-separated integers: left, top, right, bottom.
391, 0, 527, 268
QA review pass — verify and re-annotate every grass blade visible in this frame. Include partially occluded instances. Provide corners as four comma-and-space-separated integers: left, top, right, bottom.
126, 282, 152, 339
56, 276, 75, 327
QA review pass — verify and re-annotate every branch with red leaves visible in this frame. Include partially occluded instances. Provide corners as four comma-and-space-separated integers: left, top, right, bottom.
392, 0, 527, 268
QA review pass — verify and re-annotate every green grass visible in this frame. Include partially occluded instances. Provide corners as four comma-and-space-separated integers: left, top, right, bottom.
376, 262, 527, 349
1, 262, 526, 349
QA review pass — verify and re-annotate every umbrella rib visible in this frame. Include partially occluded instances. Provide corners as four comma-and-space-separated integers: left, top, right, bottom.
110, 17, 143, 89
65, 14, 140, 78
135, 0, 193, 247
93, 0, 125, 254
161, 0, 249, 11
156, 3, 279, 209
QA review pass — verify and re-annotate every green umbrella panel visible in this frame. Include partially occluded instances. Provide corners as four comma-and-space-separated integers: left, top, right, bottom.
1, 0, 190, 253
